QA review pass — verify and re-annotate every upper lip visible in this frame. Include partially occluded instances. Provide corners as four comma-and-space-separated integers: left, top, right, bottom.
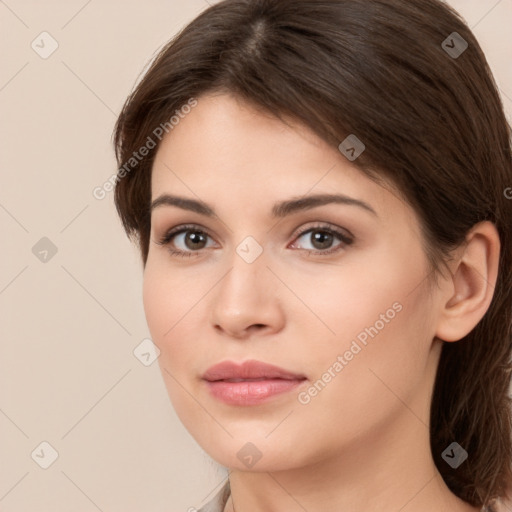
202, 360, 306, 382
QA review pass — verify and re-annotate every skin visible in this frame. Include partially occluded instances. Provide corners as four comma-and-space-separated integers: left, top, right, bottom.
143, 92, 499, 512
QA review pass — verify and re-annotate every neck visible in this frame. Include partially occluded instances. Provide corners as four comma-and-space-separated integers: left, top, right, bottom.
223, 405, 479, 512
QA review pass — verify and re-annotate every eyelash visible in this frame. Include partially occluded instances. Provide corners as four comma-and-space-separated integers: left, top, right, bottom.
155, 223, 354, 258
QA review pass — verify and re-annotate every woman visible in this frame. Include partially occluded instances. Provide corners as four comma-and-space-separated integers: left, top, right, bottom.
112, 0, 512, 510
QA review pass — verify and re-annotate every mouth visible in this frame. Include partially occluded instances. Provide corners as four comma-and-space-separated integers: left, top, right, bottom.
209, 376, 306, 383
204, 378, 307, 405
202, 359, 306, 381
202, 360, 307, 406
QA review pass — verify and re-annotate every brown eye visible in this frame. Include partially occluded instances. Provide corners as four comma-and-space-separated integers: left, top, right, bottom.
183, 231, 208, 250
309, 230, 335, 250
156, 224, 216, 257
291, 225, 354, 256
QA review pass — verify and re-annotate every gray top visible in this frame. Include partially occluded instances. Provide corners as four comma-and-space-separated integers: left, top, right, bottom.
197, 481, 230, 512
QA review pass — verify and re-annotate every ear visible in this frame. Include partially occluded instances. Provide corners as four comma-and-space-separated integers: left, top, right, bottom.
435, 221, 500, 342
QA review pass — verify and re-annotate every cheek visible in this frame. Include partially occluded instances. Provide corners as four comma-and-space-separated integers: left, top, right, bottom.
290, 292, 434, 460
142, 267, 168, 344
142, 262, 214, 373
142, 265, 191, 364
283, 244, 423, 349
142, 266, 200, 419
296, 245, 433, 411
307, 278, 434, 430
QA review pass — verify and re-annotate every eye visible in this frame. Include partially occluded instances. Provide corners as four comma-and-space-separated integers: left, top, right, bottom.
290, 224, 354, 256
155, 224, 216, 258
155, 222, 354, 258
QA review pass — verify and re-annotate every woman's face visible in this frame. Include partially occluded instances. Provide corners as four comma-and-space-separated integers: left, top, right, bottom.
143, 92, 442, 471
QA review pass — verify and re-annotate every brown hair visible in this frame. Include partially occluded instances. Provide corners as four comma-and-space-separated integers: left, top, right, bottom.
112, 0, 512, 508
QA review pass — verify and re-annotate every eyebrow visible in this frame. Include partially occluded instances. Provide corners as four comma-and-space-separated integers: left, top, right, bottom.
150, 193, 377, 218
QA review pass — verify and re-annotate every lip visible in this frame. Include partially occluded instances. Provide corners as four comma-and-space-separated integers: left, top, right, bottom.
202, 360, 307, 406
202, 359, 306, 381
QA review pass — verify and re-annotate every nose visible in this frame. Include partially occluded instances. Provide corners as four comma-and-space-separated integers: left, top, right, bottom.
209, 250, 285, 339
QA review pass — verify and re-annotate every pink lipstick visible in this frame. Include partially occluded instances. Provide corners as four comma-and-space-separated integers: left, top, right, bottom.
202, 359, 307, 406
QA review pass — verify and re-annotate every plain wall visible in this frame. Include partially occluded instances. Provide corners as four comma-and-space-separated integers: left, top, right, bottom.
1, 1, 511, 510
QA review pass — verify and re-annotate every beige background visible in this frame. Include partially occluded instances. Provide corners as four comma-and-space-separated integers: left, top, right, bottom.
1, 1, 511, 511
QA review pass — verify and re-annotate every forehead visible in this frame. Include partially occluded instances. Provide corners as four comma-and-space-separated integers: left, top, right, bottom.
154, 94, 364, 188
149, 93, 410, 228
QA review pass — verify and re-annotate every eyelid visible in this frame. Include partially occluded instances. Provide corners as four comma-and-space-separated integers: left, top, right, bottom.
155, 223, 216, 246
291, 222, 354, 243
156, 221, 354, 257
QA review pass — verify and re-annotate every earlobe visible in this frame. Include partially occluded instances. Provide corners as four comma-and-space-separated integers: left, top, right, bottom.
435, 221, 500, 342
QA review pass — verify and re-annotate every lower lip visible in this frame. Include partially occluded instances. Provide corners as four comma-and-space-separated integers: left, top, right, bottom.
204, 378, 306, 405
